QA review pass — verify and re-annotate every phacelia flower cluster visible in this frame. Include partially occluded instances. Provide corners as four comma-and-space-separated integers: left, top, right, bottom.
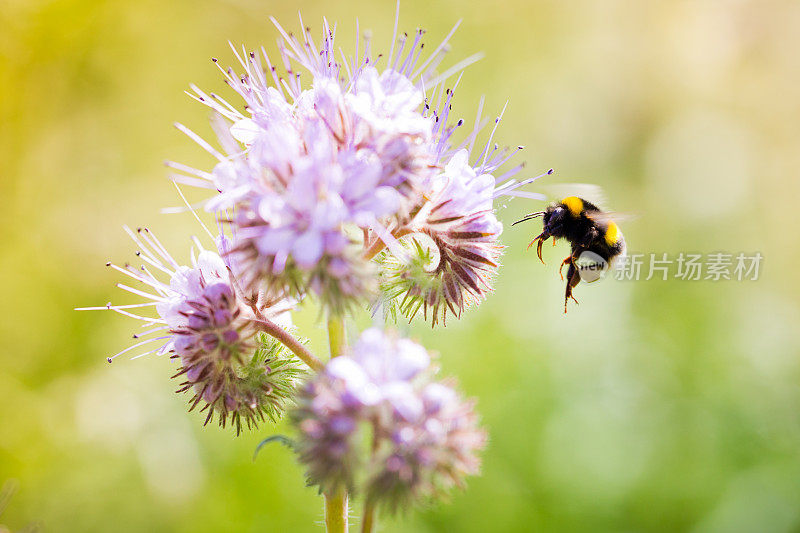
79, 227, 302, 434
170, 17, 547, 322
79, 12, 542, 529
292, 328, 486, 511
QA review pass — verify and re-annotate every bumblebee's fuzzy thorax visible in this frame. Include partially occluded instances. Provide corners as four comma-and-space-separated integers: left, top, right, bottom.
561, 196, 584, 217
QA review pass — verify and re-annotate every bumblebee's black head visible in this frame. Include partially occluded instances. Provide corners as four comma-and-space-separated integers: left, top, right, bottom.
541, 196, 593, 238
542, 203, 568, 234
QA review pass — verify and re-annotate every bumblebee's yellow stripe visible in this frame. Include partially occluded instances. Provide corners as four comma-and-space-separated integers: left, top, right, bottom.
605, 221, 621, 245
562, 196, 583, 217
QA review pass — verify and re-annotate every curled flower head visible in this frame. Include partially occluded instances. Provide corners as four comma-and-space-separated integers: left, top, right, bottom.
374, 87, 555, 325
380, 150, 505, 325
78, 227, 302, 434
292, 328, 485, 510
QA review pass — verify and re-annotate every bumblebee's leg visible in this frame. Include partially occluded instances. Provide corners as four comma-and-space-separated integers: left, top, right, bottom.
527, 232, 546, 250
527, 231, 549, 264
559, 255, 574, 281
561, 246, 586, 281
537, 238, 546, 264
564, 263, 581, 313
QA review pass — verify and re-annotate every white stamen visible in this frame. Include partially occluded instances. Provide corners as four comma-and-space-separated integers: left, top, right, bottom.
117, 283, 167, 302
75, 302, 158, 311
174, 123, 227, 162
108, 336, 170, 362
172, 181, 216, 242
479, 100, 508, 172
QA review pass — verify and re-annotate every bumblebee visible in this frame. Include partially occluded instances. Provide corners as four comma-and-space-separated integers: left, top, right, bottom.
513, 196, 626, 313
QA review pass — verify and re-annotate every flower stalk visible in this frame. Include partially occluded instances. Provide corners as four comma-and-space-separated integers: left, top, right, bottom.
251, 318, 323, 372
361, 501, 376, 533
325, 488, 349, 533
327, 317, 347, 360
325, 315, 349, 533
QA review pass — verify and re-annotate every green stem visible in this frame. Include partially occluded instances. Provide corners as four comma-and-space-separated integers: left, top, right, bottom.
325, 487, 349, 533
360, 500, 376, 533
327, 316, 347, 358
251, 318, 324, 372
324, 316, 348, 532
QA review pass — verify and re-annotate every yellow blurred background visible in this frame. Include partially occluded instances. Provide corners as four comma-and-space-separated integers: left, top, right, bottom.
2, 0, 800, 531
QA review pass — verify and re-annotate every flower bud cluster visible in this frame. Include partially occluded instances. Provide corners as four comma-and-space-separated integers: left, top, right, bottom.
293, 329, 485, 510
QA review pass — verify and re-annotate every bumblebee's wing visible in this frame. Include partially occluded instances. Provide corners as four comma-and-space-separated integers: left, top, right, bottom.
543, 183, 609, 210
583, 210, 637, 225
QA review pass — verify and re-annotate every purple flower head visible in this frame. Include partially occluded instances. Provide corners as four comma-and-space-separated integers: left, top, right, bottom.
366, 379, 486, 512
224, 121, 381, 313
292, 328, 485, 509
166, 15, 501, 312
326, 328, 429, 418
168, 13, 549, 320
78, 227, 299, 434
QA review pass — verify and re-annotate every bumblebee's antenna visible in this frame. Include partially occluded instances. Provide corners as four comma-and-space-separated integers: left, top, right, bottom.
512, 212, 545, 226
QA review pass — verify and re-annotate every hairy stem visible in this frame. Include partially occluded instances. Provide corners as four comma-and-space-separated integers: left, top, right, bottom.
229, 271, 324, 372
324, 316, 348, 532
251, 318, 323, 372
325, 487, 349, 533
360, 500, 376, 533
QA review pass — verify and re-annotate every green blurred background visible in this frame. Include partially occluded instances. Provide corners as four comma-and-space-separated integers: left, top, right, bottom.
2, 0, 800, 531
